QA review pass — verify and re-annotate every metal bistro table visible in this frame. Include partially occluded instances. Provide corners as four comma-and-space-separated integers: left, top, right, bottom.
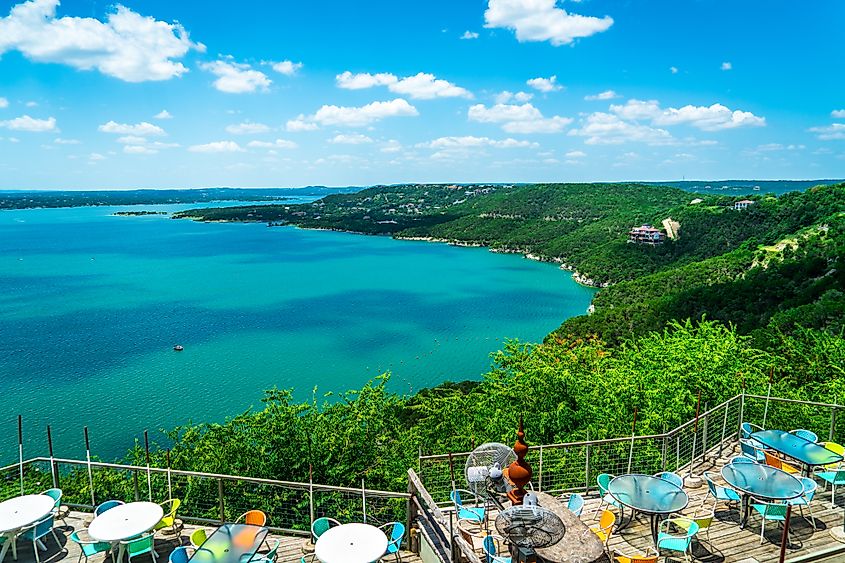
190, 524, 269, 563
314, 523, 388, 563
88, 501, 164, 563
532, 492, 605, 563
0, 495, 56, 563
752, 429, 843, 476
721, 463, 803, 529
608, 474, 688, 546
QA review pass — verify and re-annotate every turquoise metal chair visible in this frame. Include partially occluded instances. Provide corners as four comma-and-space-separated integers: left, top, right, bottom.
750, 500, 789, 544
741, 422, 763, 438
595, 473, 620, 519
299, 555, 317, 563
42, 488, 68, 527
94, 499, 125, 517
740, 439, 766, 462
70, 531, 112, 563
168, 547, 190, 563
656, 518, 699, 562
729, 456, 756, 464
310, 517, 340, 543
249, 539, 280, 563
791, 429, 818, 442
121, 532, 157, 563
482, 535, 512, 563
789, 476, 818, 529
702, 471, 740, 511
20, 515, 62, 563
562, 492, 584, 517
450, 489, 485, 524
815, 468, 845, 507
655, 471, 684, 488
379, 521, 405, 562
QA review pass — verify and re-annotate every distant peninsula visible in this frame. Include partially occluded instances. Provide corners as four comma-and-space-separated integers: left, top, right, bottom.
113, 210, 168, 216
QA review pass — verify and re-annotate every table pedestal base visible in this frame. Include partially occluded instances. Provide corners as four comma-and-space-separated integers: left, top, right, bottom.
830, 528, 845, 543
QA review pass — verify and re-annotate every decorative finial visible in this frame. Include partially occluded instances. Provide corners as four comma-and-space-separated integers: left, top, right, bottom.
507, 415, 532, 505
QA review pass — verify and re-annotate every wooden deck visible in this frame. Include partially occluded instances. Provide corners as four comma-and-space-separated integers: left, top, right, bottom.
13, 511, 420, 563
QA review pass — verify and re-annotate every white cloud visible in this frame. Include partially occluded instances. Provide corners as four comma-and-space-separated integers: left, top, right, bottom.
461, 31, 479, 40
0, 97, 7, 108
88, 152, 105, 161
225, 121, 271, 135
302, 98, 418, 128
123, 145, 156, 155
419, 136, 538, 149
154, 110, 173, 120
565, 150, 586, 158
246, 139, 298, 149
809, 123, 845, 141
495, 91, 533, 104
285, 117, 319, 132
25, 101, 37, 107
115, 135, 178, 153
53, 137, 79, 144
0, 0, 202, 82
670, 66, 679, 74
271, 60, 303, 76
98, 121, 165, 136
610, 99, 766, 131
329, 133, 373, 145
188, 140, 245, 153
527, 75, 563, 92
484, 0, 613, 46
584, 90, 620, 101
381, 140, 402, 153
0, 114, 56, 132
336, 71, 471, 100
721, 61, 732, 71
568, 112, 674, 145
468, 102, 572, 134
201, 59, 271, 93
832, 110, 845, 119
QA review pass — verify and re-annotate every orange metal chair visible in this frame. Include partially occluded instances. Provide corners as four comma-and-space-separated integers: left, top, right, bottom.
613, 547, 659, 563
236, 510, 268, 526
763, 450, 800, 474
590, 509, 616, 547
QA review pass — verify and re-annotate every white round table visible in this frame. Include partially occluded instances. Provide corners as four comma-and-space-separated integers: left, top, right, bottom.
315, 523, 388, 563
0, 495, 56, 561
88, 502, 163, 563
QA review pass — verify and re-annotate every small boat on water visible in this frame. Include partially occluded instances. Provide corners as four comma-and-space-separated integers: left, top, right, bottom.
173, 345, 184, 351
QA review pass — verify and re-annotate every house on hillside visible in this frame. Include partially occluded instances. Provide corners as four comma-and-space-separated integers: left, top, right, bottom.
628, 225, 665, 245
734, 199, 755, 210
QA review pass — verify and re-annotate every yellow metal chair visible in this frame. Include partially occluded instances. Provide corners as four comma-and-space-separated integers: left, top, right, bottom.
154, 499, 183, 540
590, 509, 616, 547
819, 442, 845, 470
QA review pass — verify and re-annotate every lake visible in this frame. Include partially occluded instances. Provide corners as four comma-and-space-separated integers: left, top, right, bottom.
0, 201, 596, 461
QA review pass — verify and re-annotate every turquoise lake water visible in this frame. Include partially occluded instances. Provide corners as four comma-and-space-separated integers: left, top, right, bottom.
0, 201, 596, 462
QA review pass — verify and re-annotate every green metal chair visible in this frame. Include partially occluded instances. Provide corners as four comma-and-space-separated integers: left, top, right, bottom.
595, 473, 620, 519
310, 517, 340, 543
154, 499, 182, 538
20, 515, 63, 563
189, 528, 207, 549
750, 500, 789, 544
656, 518, 698, 562
121, 532, 157, 563
70, 531, 112, 563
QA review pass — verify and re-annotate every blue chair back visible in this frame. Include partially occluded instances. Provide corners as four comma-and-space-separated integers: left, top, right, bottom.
792, 429, 818, 442
483, 535, 497, 557
566, 493, 584, 516
597, 473, 613, 495
169, 546, 191, 563
95, 500, 124, 516
799, 476, 817, 501
25, 516, 53, 540
655, 472, 683, 488
730, 456, 755, 464
42, 489, 62, 508
450, 490, 463, 507
386, 522, 405, 554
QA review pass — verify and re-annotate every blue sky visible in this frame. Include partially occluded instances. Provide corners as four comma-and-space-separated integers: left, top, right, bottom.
0, 0, 843, 189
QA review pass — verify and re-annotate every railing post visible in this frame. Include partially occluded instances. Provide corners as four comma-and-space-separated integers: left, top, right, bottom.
739, 392, 745, 438
661, 426, 668, 471
831, 408, 837, 442
719, 400, 730, 458
361, 479, 367, 524
702, 403, 709, 462
584, 432, 590, 493
218, 478, 225, 524
51, 460, 59, 489
133, 470, 140, 501
675, 435, 680, 471
538, 446, 543, 493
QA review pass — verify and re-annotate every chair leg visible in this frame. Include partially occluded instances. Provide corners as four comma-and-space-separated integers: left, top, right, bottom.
760, 519, 765, 545
33, 539, 40, 563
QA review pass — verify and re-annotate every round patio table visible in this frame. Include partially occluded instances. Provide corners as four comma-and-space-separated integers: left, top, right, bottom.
88, 501, 164, 563
0, 495, 55, 562
608, 474, 688, 546
314, 523, 387, 563
721, 463, 803, 528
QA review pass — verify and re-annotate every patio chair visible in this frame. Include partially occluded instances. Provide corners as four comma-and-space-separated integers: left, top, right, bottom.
378, 522, 405, 562
154, 499, 183, 539
791, 429, 818, 443
189, 528, 207, 549
750, 500, 789, 545
814, 468, 845, 507
20, 515, 63, 563
236, 510, 267, 526
590, 509, 616, 547
674, 509, 714, 544
656, 517, 698, 562
612, 546, 659, 563
299, 556, 317, 563
70, 530, 112, 563
168, 546, 191, 563
121, 532, 157, 563
729, 456, 756, 465
482, 534, 511, 563
788, 476, 818, 529
94, 499, 125, 517
595, 473, 620, 519
559, 492, 584, 517
739, 438, 766, 462
42, 488, 69, 528
763, 450, 800, 474
450, 489, 485, 525
741, 422, 763, 439
250, 539, 280, 563
818, 441, 845, 470
310, 517, 340, 543
654, 471, 683, 488
701, 471, 740, 511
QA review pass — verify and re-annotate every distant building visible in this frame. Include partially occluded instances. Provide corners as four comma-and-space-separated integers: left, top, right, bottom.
629, 225, 665, 245
734, 199, 755, 210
